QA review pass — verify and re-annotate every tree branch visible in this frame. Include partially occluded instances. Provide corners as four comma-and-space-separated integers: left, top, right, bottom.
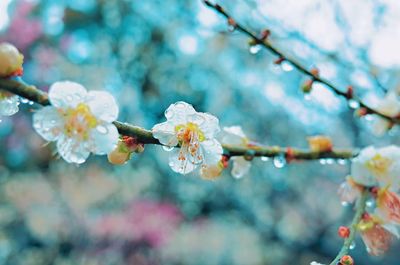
202, 0, 400, 124
329, 189, 368, 265
0, 77, 357, 160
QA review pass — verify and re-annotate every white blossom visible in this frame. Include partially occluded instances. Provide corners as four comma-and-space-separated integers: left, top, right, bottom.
221, 126, 251, 179
0, 91, 19, 117
33, 81, 119, 164
370, 92, 400, 136
351, 145, 400, 190
152, 101, 223, 175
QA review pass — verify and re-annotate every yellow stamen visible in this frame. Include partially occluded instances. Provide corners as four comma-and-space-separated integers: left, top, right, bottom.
365, 154, 392, 177
62, 103, 97, 140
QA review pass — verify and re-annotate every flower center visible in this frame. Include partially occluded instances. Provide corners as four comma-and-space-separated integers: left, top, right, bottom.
174, 122, 205, 171
62, 103, 98, 140
365, 154, 392, 177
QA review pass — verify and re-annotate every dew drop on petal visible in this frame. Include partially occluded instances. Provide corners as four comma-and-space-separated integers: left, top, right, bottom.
96, 125, 108, 134
227, 25, 235, 32
319, 158, 327, 165
28, 101, 34, 105
337, 159, 347, 165
273, 155, 286, 168
21, 98, 29, 104
249, 44, 262, 54
348, 99, 360, 109
261, 156, 269, 162
162, 145, 174, 152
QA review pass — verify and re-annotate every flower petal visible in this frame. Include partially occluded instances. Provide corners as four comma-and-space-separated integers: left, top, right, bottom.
88, 123, 119, 155
201, 139, 223, 166
196, 112, 220, 139
231, 157, 251, 179
164, 101, 196, 125
351, 146, 379, 187
168, 148, 197, 174
49, 81, 87, 108
56, 135, 90, 164
33, 106, 63, 141
85, 91, 119, 122
152, 121, 178, 146
0, 94, 19, 116
222, 126, 247, 145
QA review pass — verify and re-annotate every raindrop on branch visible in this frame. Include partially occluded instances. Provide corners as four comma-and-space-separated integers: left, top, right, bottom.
249, 44, 262, 55
348, 99, 360, 109
273, 155, 286, 168
162, 145, 174, 152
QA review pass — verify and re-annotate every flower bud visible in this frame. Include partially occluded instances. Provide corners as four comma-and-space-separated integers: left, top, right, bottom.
340, 255, 353, 265
302, 79, 314, 93
338, 226, 350, 238
0, 43, 24, 77
307, 135, 333, 152
107, 148, 130, 165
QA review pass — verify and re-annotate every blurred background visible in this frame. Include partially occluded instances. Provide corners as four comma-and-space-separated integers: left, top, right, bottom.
1, 0, 400, 264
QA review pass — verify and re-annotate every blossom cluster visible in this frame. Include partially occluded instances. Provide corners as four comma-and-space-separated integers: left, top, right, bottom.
3, 41, 400, 264
339, 145, 400, 256
0, 43, 252, 178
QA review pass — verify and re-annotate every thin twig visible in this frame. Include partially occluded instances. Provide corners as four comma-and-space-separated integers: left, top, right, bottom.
0, 77, 357, 160
329, 189, 368, 265
202, 0, 400, 124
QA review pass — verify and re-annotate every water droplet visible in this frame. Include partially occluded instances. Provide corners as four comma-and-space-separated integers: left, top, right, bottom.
326, 158, 334, 164
281, 61, 293, 72
319, 158, 327, 165
162, 145, 174, 152
364, 114, 373, 121
348, 99, 360, 109
273, 155, 286, 168
249, 44, 262, 54
261, 156, 269, 162
366, 199, 375, 208
349, 241, 356, 250
96, 125, 108, 134
28, 101, 34, 105
341, 201, 350, 207
21, 98, 29, 103
228, 25, 235, 32
337, 159, 347, 165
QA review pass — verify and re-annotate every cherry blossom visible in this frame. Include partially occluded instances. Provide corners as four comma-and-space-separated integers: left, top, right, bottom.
152, 101, 223, 175
369, 92, 400, 136
0, 91, 19, 117
351, 145, 400, 189
33, 81, 119, 164
358, 213, 394, 256
0, 42, 24, 118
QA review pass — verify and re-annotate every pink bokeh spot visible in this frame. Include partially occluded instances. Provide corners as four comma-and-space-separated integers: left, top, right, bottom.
93, 200, 182, 247
0, 1, 42, 51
